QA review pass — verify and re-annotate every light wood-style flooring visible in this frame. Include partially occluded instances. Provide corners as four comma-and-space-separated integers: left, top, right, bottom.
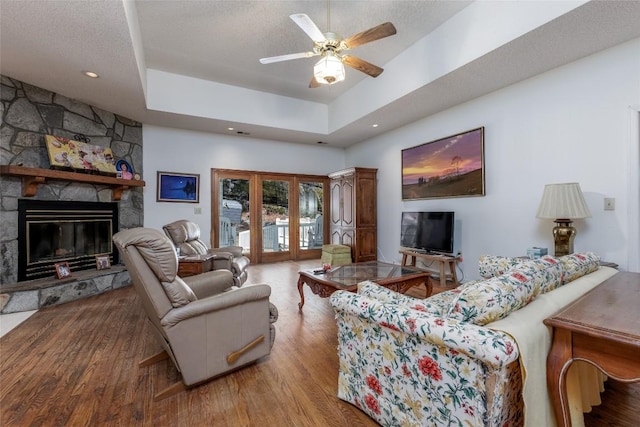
1, 260, 638, 426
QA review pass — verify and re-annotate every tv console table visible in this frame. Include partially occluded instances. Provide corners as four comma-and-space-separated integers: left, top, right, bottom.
399, 249, 459, 288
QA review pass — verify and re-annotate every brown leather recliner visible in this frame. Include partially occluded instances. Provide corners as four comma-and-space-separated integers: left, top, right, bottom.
163, 219, 250, 287
113, 227, 277, 400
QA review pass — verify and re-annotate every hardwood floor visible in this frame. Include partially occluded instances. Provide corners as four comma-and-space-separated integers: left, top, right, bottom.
585, 380, 640, 427
1, 260, 638, 426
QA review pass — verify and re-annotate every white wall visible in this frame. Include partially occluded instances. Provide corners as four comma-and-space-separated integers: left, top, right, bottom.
143, 126, 345, 245
347, 38, 640, 280
142, 38, 639, 279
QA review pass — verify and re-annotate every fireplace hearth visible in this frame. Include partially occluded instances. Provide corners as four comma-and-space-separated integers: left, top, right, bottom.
18, 200, 119, 281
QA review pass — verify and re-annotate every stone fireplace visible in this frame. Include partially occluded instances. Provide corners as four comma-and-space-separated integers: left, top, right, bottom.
0, 76, 144, 313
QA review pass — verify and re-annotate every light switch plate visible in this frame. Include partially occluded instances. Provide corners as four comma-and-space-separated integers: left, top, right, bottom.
604, 197, 615, 210
194, 207, 202, 214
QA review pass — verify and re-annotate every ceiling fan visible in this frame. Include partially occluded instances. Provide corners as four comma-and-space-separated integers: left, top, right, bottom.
259, 11, 396, 88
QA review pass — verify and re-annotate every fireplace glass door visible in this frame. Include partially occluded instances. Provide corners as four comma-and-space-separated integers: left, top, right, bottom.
18, 200, 119, 281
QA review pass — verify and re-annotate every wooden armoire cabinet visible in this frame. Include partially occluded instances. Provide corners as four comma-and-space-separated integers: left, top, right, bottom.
328, 167, 377, 262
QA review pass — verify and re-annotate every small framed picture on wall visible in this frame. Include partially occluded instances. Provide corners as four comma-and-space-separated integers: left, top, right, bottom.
157, 171, 200, 203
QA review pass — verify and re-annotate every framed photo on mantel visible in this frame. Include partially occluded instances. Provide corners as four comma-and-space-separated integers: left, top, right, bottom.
54, 262, 72, 279
401, 127, 485, 200
95, 255, 111, 270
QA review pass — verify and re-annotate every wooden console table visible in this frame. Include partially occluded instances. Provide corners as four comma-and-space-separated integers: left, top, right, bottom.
544, 272, 640, 427
399, 250, 459, 288
177, 254, 216, 277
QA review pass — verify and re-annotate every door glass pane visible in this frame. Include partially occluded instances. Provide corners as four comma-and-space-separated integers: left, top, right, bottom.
220, 178, 250, 254
262, 180, 289, 252
299, 181, 323, 250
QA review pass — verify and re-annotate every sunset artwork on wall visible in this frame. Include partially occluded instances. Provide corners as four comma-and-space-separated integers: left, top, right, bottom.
401, 127, 485, 200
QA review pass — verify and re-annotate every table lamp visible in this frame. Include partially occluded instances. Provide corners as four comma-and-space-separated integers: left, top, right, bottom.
536, 183, 591, 256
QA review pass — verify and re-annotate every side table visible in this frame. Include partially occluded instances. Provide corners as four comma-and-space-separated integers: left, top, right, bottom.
544, 271, 640, 426
177, 254, 216, 277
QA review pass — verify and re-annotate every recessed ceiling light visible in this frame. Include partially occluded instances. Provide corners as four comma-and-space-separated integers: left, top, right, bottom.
83, 71, 99, 78
227, 127, 235, 131
372, 124, 379, 128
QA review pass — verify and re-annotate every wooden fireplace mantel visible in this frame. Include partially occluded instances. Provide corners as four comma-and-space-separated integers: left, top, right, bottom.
0, 165, 145, 201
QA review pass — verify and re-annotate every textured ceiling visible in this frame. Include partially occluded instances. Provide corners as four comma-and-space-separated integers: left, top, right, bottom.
1, 1, 639, 147
136, 1, 470, 104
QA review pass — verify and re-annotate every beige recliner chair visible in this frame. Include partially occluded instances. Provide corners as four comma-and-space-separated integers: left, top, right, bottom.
163, 219, 250, 286
113, 227, 277, 400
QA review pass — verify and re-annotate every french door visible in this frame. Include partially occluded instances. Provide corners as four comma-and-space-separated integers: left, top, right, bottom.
212, 169, 328, 264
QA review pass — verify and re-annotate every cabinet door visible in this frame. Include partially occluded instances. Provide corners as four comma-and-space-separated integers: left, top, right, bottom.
330, 227, 342, 245
330, 180, 342, 227
354, 228, 377, 262
356, 172, 376, 228
341, 176, 354, 227
340, 228, 354, 248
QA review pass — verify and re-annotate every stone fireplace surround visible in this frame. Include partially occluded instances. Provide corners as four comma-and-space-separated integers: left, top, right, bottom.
0, 76, 144, 313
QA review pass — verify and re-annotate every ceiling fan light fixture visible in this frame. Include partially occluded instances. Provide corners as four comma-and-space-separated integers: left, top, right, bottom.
260, 13, 395, 87
313, 52, 345, 85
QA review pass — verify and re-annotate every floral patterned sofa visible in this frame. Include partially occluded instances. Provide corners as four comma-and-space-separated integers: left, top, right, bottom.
329, 253, 616, 426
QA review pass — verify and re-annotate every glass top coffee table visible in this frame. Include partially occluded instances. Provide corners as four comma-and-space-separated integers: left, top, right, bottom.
297, 261, 431, 311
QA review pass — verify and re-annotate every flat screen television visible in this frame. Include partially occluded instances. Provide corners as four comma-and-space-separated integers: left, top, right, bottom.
400, 211, 455, 255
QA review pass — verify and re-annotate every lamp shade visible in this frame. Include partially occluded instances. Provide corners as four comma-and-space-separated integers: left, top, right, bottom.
536, 182, 592, 219
313, 52, 345, 85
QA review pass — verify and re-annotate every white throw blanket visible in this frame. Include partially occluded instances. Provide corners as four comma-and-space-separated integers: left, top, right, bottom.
487, 266, 617, 427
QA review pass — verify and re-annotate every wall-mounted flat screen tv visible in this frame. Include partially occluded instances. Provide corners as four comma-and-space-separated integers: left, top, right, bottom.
400, 211, 455, 255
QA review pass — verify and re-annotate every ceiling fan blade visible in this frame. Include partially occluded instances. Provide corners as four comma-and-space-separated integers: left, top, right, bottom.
290, 13, 326, 43
343, 22, 397, 49
342, 55, 384, 78
259, 51, 318, 64
309, 75, 321, 88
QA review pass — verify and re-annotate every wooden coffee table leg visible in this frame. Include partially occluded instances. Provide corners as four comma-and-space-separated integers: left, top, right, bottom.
425, 276, 433, 298
297, 276, 306, 311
